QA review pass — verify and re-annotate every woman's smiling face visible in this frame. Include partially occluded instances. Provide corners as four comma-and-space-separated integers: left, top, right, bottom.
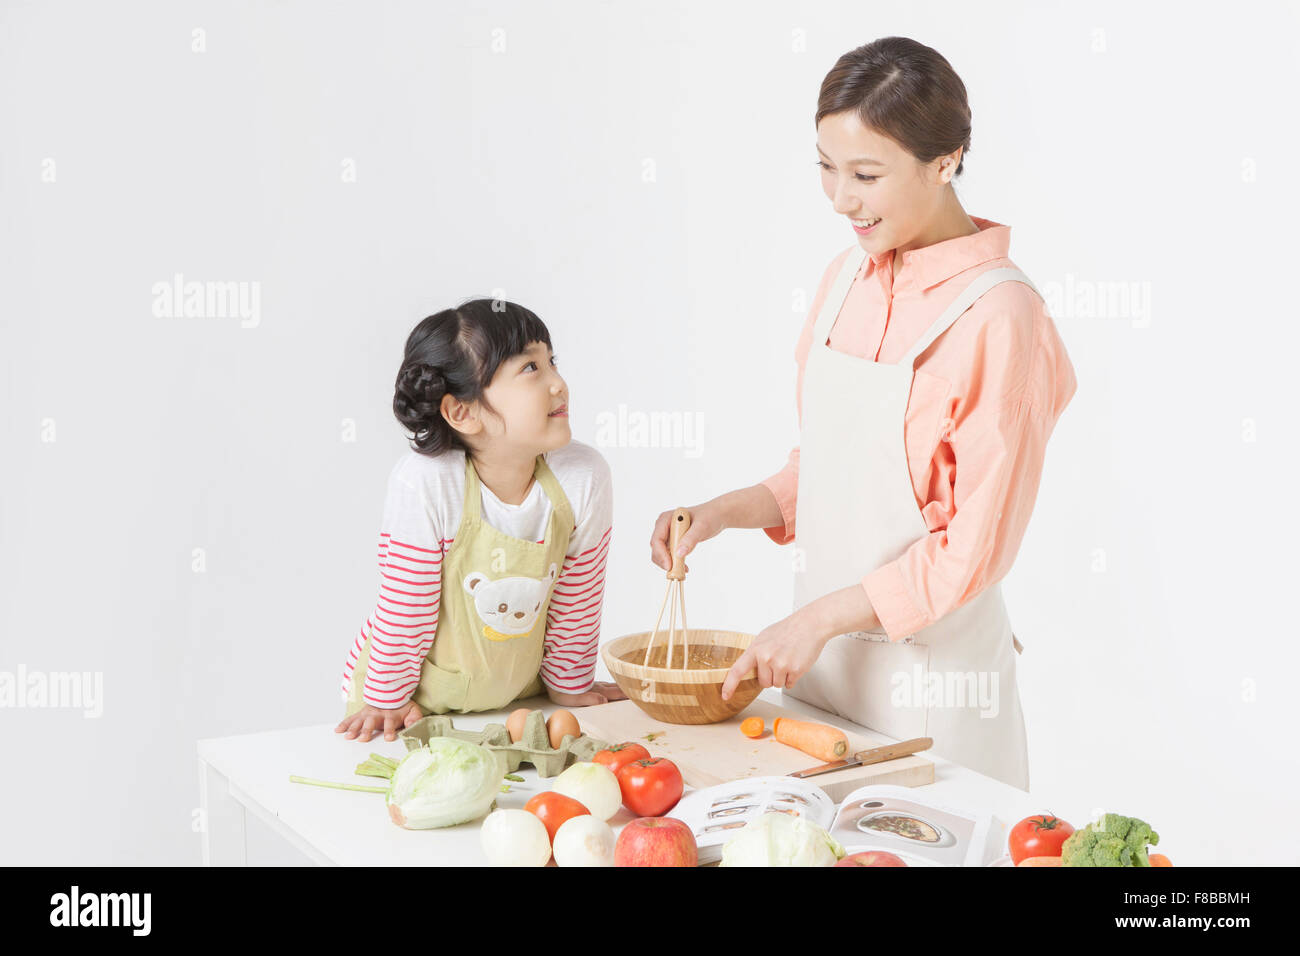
816, 109, 960, 257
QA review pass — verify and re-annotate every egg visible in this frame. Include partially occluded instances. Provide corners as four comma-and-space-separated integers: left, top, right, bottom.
546, 709, 581, 749
506, 707, 533, 743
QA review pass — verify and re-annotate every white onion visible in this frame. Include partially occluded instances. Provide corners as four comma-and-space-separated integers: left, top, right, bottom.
550, 761, 622, 821
480, 809, 552, 867
552, 815, 616, 867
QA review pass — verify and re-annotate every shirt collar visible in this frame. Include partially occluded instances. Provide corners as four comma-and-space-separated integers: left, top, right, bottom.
860, 216, 1011, 291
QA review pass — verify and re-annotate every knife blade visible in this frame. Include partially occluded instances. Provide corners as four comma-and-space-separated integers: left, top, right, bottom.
787, 736, 933, 778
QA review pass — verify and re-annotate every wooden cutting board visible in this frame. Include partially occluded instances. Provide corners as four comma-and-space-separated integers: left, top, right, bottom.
577, 697, 933, 803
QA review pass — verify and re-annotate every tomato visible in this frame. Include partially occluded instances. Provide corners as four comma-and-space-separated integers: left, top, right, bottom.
616, 758, 684, 817
524, 791, 590, 843
1008, 814, 1075, 865
593, 742, 652, 779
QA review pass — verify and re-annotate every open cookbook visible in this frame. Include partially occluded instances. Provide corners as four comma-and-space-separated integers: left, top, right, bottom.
666, 776, 1011, 866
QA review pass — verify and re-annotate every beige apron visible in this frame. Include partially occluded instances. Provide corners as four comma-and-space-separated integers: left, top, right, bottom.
784, 245, 1036, 791
344, 454, 575, 717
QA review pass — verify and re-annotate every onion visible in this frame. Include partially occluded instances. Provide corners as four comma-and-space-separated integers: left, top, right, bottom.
480, 809, 552, 867
551, 761, 622, 821
552, 815, 616, 867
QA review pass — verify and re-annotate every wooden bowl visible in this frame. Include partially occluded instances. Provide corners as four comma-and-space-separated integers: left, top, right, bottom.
601, 629, 762, 725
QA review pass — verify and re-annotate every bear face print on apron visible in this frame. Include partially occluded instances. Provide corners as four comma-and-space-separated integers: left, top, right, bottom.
344, 453, 575, 716
785, 244, 1038, 791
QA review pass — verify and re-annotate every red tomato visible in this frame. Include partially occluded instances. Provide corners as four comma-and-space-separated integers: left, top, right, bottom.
524, 791, 590, 843
593, 742, 652, 780
1008, 814, 1075, 865
616, 758, 684, 817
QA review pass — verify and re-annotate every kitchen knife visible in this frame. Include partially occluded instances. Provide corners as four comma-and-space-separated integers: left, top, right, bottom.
787, 737, 933, 778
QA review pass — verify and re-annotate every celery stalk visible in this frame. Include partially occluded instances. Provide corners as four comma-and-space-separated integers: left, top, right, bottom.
290, 775, 387, 794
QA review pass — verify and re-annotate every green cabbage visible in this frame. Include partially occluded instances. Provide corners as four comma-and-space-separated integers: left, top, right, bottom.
719, 812, 846, 867
386, 738, 506, 829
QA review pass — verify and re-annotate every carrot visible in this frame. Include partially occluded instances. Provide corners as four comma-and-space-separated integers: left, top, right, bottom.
1149, 854, 1173, 867
1016, 856, 1063, 867
740, 717, 765, 738
772, 717, 848, 761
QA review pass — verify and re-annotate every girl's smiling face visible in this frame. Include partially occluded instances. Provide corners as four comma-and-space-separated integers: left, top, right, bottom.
816, 109, 962, 257
448, 341, 570, 456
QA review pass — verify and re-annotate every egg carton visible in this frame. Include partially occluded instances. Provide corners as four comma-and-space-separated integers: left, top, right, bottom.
398, 710, 609, 778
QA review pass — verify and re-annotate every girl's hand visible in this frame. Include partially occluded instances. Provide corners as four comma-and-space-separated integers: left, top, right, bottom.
546, 680, 627, 707
335, 700, 425, 742
720, 614, 831, 701
649, 501, 725, 571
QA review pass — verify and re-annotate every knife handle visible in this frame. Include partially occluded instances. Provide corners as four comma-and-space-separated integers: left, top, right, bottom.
854, 736, 933, 765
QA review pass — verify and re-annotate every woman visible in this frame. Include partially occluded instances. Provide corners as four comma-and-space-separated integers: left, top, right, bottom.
650, 37, 1076, 790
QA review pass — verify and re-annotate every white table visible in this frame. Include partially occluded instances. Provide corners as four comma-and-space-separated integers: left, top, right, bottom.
197, 688, 1051, 866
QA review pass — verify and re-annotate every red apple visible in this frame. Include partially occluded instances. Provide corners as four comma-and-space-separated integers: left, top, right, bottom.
615, 817, 698, 867
835, 850, 908, 867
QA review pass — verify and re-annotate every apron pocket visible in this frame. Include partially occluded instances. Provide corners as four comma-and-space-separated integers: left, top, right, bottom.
413, 659, 471, 715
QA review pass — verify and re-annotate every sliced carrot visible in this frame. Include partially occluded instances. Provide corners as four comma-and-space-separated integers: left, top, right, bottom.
740, 717, 765, 738
772, 717, 848, 761
1149, 854, 1173, 867
1017, 856, 1063, 867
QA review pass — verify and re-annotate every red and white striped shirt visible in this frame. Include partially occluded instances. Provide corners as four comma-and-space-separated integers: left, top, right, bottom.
340, 440, 613, 708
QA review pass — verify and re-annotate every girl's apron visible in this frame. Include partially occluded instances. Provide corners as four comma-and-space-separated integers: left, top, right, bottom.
784, 245, 1038, 791
344, 453, 575, 716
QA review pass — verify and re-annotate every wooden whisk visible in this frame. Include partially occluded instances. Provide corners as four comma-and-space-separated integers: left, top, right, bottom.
643, 508, 691, 669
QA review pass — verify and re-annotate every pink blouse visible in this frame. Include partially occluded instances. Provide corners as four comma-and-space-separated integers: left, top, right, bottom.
760, 217, 1077, 640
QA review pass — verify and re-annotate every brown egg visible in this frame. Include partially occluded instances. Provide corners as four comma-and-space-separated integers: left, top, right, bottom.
546, 709, 581, 749
506, 707, 533, 743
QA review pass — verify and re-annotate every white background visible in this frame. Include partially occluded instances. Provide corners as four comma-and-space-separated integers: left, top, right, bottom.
2, 0, 1297, 866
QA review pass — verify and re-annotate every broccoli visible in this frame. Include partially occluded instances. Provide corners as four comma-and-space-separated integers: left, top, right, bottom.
1060, 813, 1159, 866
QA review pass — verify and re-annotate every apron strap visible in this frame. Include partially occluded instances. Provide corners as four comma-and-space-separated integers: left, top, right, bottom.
811, 246, 870, 345
462, 452, 574, 535
464, 454, 576, 538
462, 454, 483, 526
533, 455, 576, 537
896, 267, 1044, 368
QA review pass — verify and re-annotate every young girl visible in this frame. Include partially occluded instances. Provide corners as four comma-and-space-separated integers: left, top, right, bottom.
335, 299, 626, 744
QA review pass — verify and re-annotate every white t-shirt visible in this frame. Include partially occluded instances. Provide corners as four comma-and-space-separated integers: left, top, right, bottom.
340, 440, 613, 708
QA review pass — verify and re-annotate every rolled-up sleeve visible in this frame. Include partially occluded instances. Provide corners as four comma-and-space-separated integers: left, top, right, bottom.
759, 448, 799, 545
862, 310, 1077, 640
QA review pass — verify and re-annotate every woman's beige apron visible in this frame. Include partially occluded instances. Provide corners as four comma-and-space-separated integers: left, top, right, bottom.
344, 454, 575, 717
784, 245, 1038, 791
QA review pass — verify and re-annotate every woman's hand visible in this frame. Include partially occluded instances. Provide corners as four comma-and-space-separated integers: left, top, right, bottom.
719, 584, 881, 700
650, 501, 726, 571
547, 680, 627, 707
649, 486, 786, 570
720, 612, 832, 701
334, 700, 425, 742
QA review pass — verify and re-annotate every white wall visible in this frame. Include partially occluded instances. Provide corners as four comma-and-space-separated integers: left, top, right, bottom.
2, 0, 1296, 866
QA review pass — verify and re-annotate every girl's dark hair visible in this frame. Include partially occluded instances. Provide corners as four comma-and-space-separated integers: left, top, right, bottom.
393, 298, 552, 456
816, 37, 972, 177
